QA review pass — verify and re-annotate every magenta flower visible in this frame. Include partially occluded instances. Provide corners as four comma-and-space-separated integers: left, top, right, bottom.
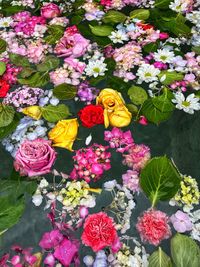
41, 3, 61, 19
44, 253, 56, 267
14, 139, 57, 177
39, 230, 63, 250
170, 210, 193, 233
53, 238, 78, 267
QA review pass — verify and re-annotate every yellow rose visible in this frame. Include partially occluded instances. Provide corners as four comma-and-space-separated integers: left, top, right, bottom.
96, 88, 132, 128
48, 118, 79, 151
22, 106, 42, 120
32, 253, 42, 267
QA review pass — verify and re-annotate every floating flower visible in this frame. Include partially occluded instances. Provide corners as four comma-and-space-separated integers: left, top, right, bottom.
96, 88, 132, 128
170, 210, 193, 233
22, 106, 42, 120
14, 139, 56, 176
136, 209, 171, 246
48, 119, 79, 151
172, 92, 200, 114
82, 212, 118, 252
41, 3, 61, 19
78, 104, 104, 128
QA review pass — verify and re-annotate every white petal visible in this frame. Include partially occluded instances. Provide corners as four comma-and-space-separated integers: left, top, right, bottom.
85, 133, 92, 146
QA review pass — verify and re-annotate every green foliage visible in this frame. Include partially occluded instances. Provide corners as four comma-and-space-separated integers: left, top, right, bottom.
18, 72, 50, 87
128, 86, 148, 105
130, 9, 150, 20
158, 71, 184, 85
0, 105, 15, 128
9, 53, 31, 67
0, 114, 20, 140
41, 104, 71, 123
0, 61, 6, 75
140, 156, 181, 206
103, 10, 127, 24
44, 25, 65, 44
53, 83, 77, 100
89, 25, 113, 36
36, 56, 60, 72
148, 247, 172, 267
0, 39, 7, 54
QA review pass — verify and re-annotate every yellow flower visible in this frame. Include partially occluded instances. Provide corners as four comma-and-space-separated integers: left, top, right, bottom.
96, 88, 132, 128
22, 106, 42, 120
48, 118, 79, 151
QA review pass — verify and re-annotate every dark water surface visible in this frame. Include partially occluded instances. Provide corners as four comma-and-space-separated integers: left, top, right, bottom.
0, 109, 200, 261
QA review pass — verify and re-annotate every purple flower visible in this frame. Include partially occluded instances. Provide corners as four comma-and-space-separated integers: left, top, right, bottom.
53, 238, 79, 267
122, 170, 140, 192
170, 210, 193, 233
39, 230, 63, 250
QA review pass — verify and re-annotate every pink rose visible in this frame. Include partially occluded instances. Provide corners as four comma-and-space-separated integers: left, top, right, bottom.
64, 57, 86, 73
54, 238, 78, 267
55, 33, 90, 58
41, 3, 61, 19
14, 139, 56, 177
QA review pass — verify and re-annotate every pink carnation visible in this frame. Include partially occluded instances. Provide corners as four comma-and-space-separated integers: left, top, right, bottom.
136, 209, 171, 246
82, 212, 118, 252
14, 138, 56, 177
41, 3, 61, 19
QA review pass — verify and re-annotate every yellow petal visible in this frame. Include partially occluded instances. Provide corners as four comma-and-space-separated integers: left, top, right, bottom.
22, 106, 42, 120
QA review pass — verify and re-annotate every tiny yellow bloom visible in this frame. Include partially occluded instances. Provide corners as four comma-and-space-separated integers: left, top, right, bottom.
22, 106, 42, 120
48, 118, 79, 151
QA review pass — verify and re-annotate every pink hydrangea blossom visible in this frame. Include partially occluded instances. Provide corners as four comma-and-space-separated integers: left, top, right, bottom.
39, 230, 63, 250
122, 170, 140, 192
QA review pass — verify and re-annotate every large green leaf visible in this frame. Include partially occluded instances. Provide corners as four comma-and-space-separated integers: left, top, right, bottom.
149, 247, 172, 267
152, 91, 175, 112
0, 39, 7, 54
18, 72, 50, 87
9, 53, 30, 67
53, 83, 77, 100
89, 25, 113, 37
0, 114, 20, 139
37, 56, 60, 72
141, 99, 172, 124
103, 10, 126, 24
140, 156, 181, 206
41, 104, 71, 122
130, 9, 150, 20
0, 195, 25, 233
44, 25, 65, 45
0, 105, 15, 128
155, 0, 172, 8
0, 61, 6, 75
128, 86, 148, 105
171, 234, 200, 267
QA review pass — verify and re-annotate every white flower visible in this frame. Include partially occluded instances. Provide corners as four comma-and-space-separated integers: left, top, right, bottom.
85, 59, 107, 77
154, 49, 175, 63
39, 178, 49, 189
104, 180, 117, 191
169, 0, 188, 12
137, 64, 160, 83
109, 30, 129, 44
172, 92, 200, 114
0, 17, 13, 28
85, 133, 92, 146
32, 194, 43, 206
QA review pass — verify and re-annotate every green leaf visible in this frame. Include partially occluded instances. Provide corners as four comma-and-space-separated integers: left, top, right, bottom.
192, 46, 200, 55
9, 53, 30, 67
158, 71, 184, 85
2, 5, 24, 16
0, 39, 7, 54
126, 104, 139, 115
18, 72, 50, 87
0, 195, 25, 233
0, 114, 20, 139
143, 42, 159, 53
0, 61, 6, 75
152, 90, 175, 112
41, 104, 70, 122
37, 56, 60, 72
140, 156, 181, 206
149, 247, 172, 267
155, 0, 172, 8
141, 99, 172, 124
18, 67, 36, 78
0, 105, 15, 127
53, 83, 77, 100
130, 9, 150, 20
128, 86, 148, 105
44, 25, 65, 45
89, 25, 113, 36
103, 10, 127, 24
171, 234, 200, 267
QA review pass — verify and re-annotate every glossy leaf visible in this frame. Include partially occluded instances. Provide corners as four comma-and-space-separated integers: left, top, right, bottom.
89, 25, 113, 36
9, 53, 30, 67
0, 114, 20, 140
41, 104, 70, 123
0, 39, 7, 54
0, 105, 15, 128
37, 56, 60, 72
128, 86, 148, 105
158, 71, 184, 85
103, 10, 126, 24
149, 247, 172, 267
53, 83, 77, 100
130, 9, 150, 20
140, 156, 181, 206
152, 91, 175, 112
18, 72, 50, 87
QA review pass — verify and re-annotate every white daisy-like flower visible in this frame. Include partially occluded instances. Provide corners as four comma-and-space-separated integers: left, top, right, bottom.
109, 30, 129, 44
136, 64, 160, 83
172, 92, 200, 114
154, 49, 175, 63
169, 0, 188, 12
0, 17, 13, 28
85, 59, 107, 77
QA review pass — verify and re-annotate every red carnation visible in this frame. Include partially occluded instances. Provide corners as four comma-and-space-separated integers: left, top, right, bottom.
82, 212, 118, 252
0, 79, 10, 98
78, 105, 104, 128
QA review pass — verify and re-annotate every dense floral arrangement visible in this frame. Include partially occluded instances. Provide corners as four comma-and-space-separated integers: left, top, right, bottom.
0, 0, 200, 266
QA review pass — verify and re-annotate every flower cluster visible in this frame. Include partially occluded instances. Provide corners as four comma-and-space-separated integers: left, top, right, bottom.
70, 144, 111, 182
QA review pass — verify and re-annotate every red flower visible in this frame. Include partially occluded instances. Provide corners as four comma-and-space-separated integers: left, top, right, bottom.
82, 212, 117, 252
137, 22, 154, 30
0, 79, 10, 98
78, 105, 104, 128
136, 209, 171, 246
